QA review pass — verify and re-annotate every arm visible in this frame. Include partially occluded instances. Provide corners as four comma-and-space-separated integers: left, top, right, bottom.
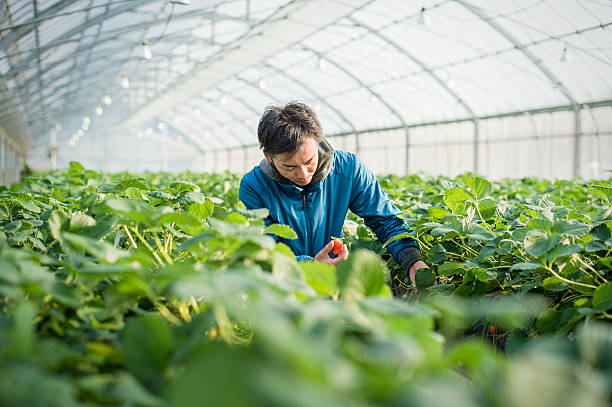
348, 155, 425, 274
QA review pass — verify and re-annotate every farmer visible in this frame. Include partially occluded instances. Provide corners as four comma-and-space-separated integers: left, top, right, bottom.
239, 102, 428, 289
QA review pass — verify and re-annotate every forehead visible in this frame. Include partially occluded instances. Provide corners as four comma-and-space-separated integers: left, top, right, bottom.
276, 137, 318, 164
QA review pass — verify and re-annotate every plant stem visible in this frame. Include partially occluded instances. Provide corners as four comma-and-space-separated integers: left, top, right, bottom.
123, 225, 138, 249
576, 256, 608, 283
544, 264, 597, 289
473, 201, 494, 233
154, 232, 173, 264
131, 226, 164, 266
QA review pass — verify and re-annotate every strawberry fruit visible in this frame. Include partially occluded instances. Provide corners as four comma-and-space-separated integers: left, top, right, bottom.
332, 240, 343, 255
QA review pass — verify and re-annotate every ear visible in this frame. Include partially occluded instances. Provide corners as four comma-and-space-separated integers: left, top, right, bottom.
264, 152, 273, 163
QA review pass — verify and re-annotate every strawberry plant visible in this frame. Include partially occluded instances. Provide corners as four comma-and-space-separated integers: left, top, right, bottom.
0, 164, 610, 406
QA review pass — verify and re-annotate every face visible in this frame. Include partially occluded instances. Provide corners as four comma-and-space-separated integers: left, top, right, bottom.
265, 137, 319, 186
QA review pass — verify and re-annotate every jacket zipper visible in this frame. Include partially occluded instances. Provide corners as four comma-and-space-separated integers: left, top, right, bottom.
301, 189, 310, 255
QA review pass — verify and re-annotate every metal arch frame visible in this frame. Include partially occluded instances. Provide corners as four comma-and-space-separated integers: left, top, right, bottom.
262, 58, 359, 140
347, 15, 481, 174
300, 44, 409, 168
456, 0, 584, 177
0, 0, 74, 50
4, 0, 162, 78
3, 31, 216, 105
58, 0, 109, 133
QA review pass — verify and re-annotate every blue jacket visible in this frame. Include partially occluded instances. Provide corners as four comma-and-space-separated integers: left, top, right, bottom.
238, 150, 419, 262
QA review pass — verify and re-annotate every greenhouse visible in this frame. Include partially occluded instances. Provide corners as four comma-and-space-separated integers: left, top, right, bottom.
1, 1, 611, 407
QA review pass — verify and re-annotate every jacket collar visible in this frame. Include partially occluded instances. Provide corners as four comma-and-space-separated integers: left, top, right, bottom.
259, 138, 334, 190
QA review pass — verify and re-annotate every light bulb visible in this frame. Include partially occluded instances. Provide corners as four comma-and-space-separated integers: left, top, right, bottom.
95, 105, 103, 116
258, 79, 266, 90
317, 56, 327, 71
121, 75, 130, 89
158, 122, 166, 130
193, 108, 201, 116
145, 128, 153, 135
77, 129, 84, 137
417, 7, 431, 26
143, 40, 152, 60
220, 95, 227, 104
83, 116, 90, 125
103, 93, 112, 105
81, 123, 89, 131
560, 48, 571, 63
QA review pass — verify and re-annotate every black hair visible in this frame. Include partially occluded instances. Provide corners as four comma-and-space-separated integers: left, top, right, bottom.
257, 102, 322, 155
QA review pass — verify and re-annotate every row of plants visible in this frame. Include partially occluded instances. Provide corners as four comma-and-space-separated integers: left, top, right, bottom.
0, 162, 610, 406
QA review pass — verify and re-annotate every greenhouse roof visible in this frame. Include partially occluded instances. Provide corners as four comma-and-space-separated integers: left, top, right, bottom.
1, 0, 611, 155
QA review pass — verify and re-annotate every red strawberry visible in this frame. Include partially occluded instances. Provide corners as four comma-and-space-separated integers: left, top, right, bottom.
332, 240, 343, 255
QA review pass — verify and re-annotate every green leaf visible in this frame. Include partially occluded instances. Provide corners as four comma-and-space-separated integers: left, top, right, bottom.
592, 283, 612, 312
585, 239, 608, 252
505, 329, 530, 354
122, 315, 171, 390
587, 184, 612, 203
97, 179, 148, 193
524, 230, 561, 257
551, 220, 590, 237
464, 175, 492, 200
428, 243, 448, 264
430, 221, 462, 237
170, 181, 199, 194
5, 301, 36, 358
301, 261, 338, 297
477, 198, 497, 220
264, 224, 297, 239
427, 206, 450, 219
590, 223, 611, 242
100, 198, 156, 224
187, 200, 214, 220
69, 212, 96, 232
48, 209, 70, 242
415, 268, 435, 291
178, 191, 206, 205
545, 243, 581, 262
542, 277, 568, 291
19, 199, 41, 213
337, 249, 390, 301
437, 261, 464, 276
63, 232, 129, 263
464, 222, 496, 241
69, 161, 85, 174
3, 220, 22, 232
510, 262, 542, 271
124, 187, 149, 200
443, 187, 472, 213
156, 211, 202, 227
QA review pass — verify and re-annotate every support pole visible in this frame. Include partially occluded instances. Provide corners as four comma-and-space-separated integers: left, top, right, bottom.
573, 105, 581, 178
473, 119, 479, 174
404, 127, 410, 176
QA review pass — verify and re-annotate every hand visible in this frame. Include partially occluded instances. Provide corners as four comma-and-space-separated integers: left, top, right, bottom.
314, 240, 349, 265
408, 260, 429, 285
408, 260, 436, 293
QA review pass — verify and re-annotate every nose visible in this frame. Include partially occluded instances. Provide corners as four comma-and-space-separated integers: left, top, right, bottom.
298, 166, 309, 178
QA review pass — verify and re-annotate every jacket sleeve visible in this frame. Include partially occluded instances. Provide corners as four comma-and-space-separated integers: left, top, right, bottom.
239, 173, 280, 241
347, 154, 421, 264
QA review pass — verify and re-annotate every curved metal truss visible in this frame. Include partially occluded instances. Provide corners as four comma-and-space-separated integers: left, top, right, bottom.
0, 0, 610, 177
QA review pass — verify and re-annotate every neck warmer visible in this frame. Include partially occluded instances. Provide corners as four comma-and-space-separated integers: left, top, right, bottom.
259, 138, 334, 188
